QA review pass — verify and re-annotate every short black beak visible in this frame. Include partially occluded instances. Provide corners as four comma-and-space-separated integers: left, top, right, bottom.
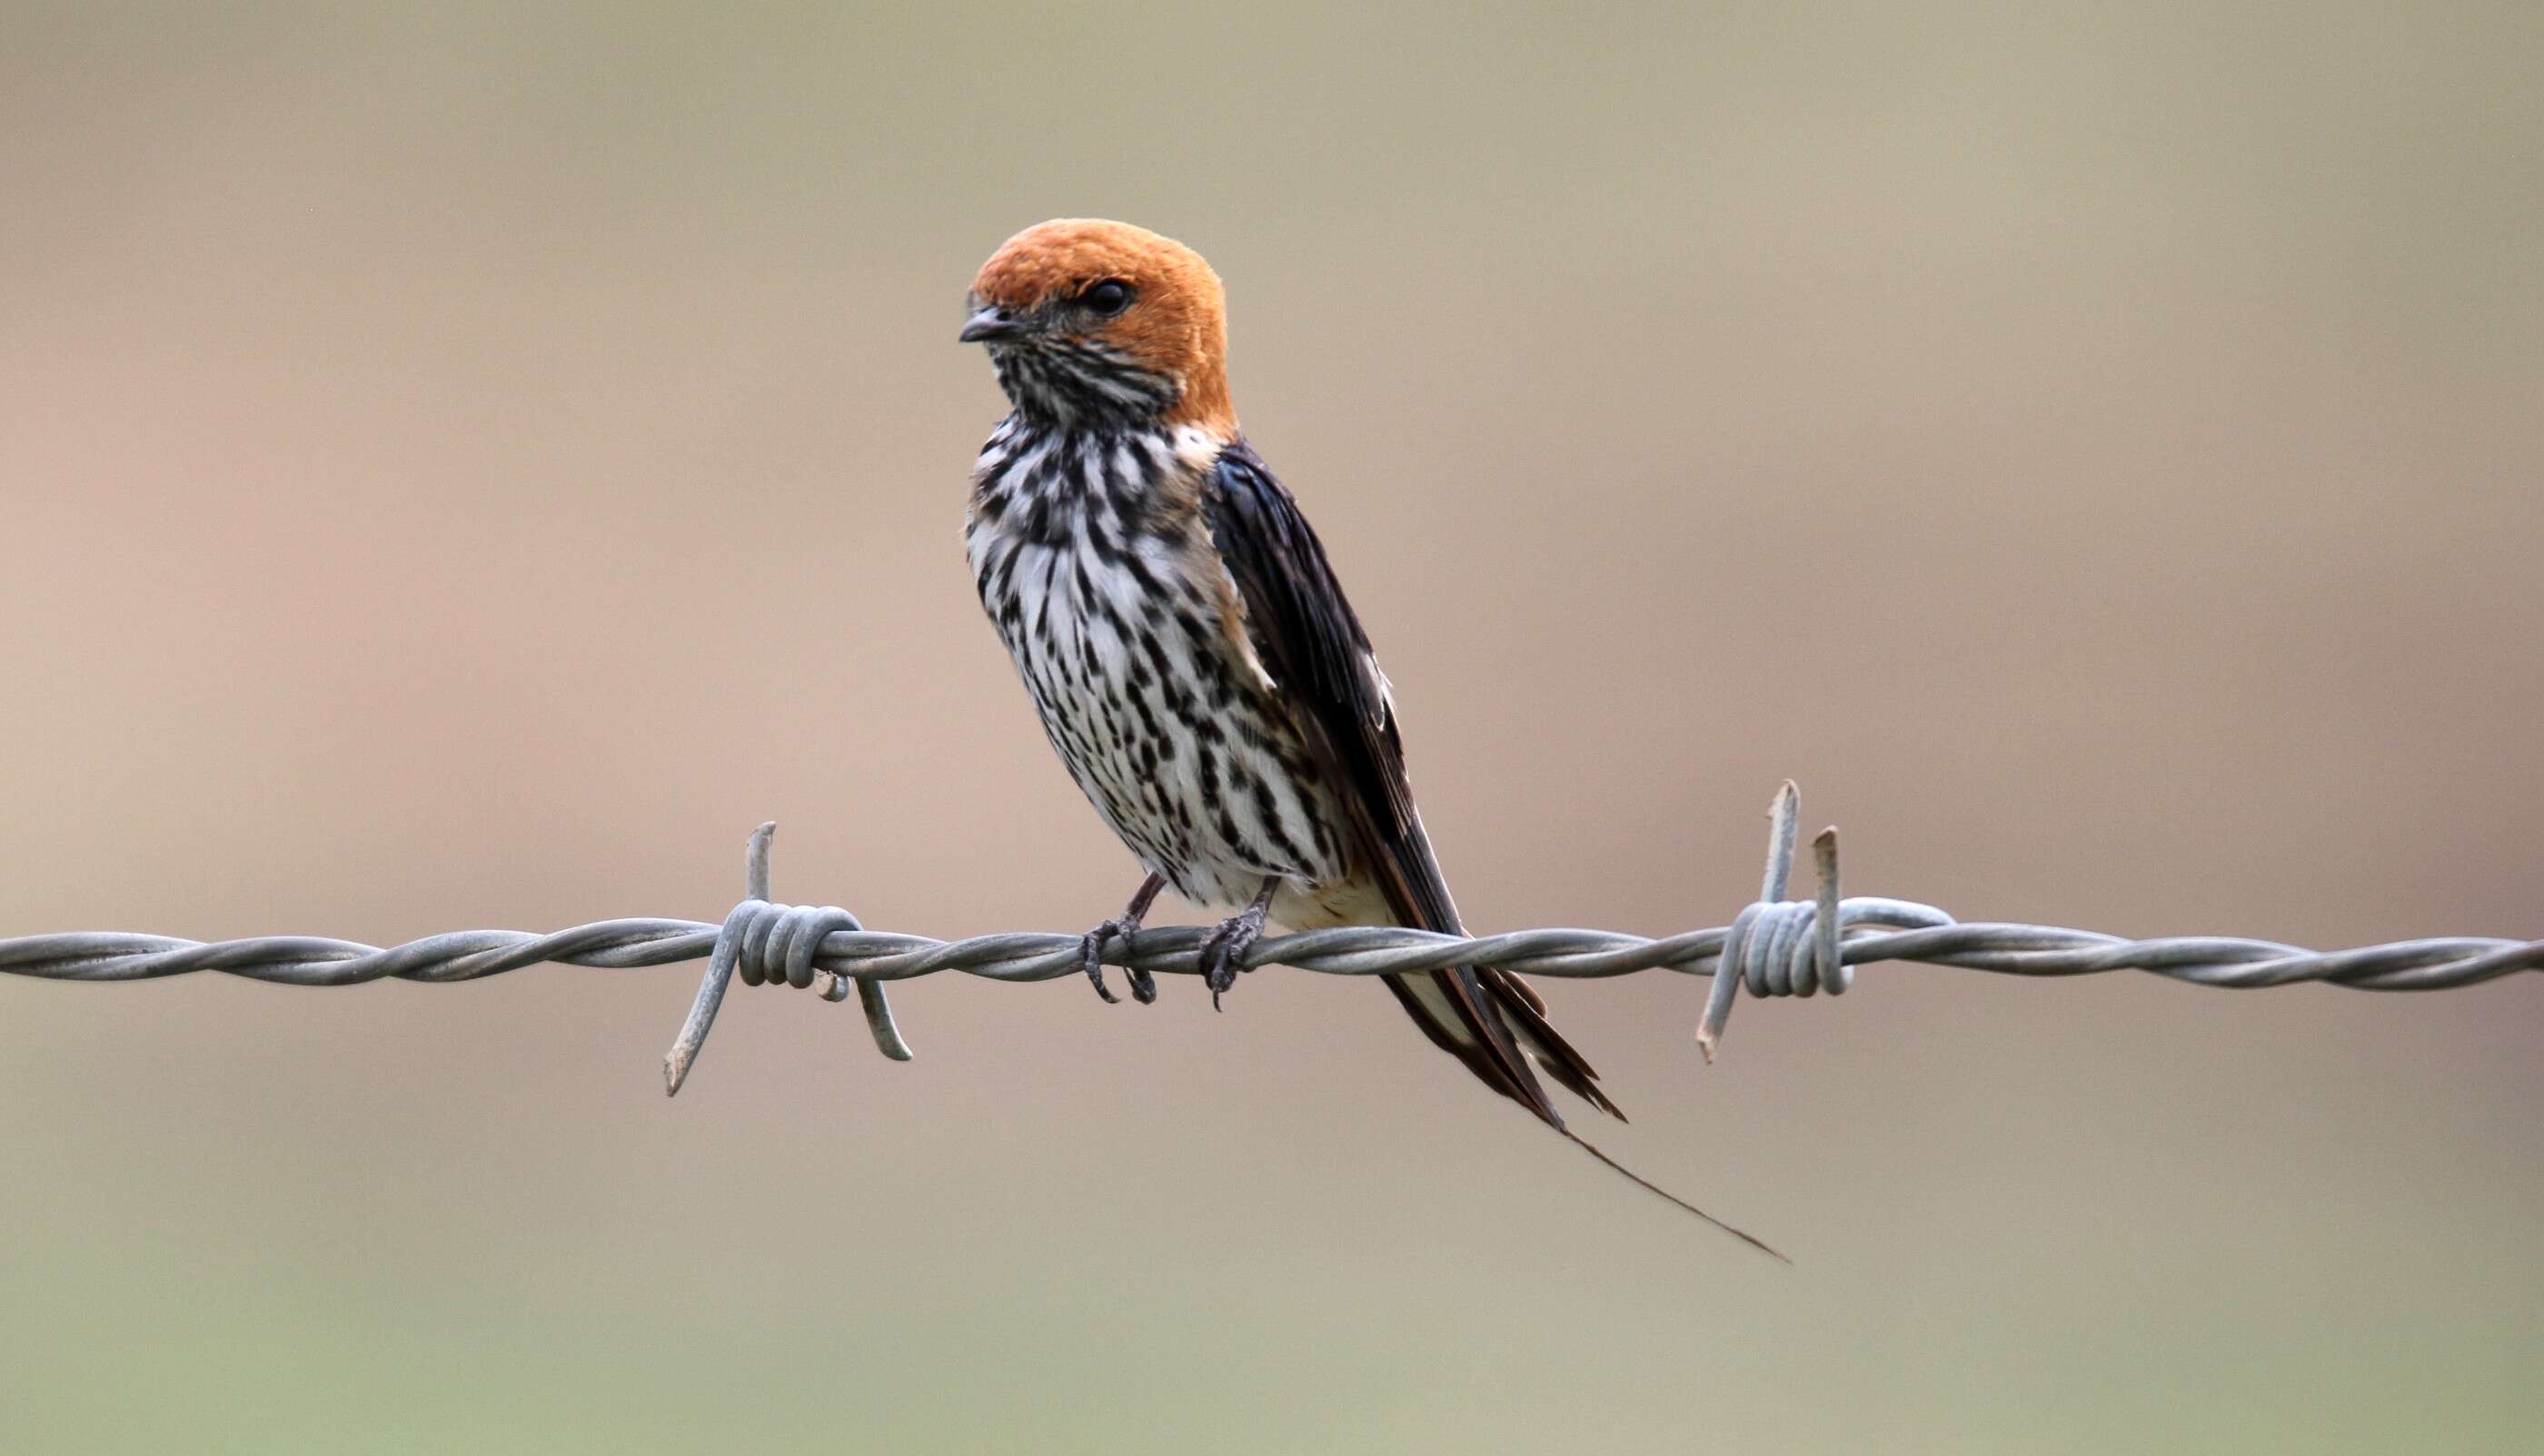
959, 306, 1026, 343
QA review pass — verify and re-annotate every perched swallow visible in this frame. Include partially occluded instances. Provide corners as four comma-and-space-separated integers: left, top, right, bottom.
959, 219, 1776, 1254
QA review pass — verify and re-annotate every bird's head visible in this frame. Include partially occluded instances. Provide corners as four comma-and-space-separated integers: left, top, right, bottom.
962, 219, 1233, 434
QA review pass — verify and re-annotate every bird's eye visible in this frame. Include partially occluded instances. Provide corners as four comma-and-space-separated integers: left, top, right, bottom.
1081, 279, 1135, 316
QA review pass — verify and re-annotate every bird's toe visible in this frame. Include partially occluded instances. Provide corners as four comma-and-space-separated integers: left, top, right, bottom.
1078, 924, 1123, 1004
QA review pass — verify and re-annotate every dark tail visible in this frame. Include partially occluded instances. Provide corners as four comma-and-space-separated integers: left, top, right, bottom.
1366, 817, 1784, 1258
1376, 965, 1785, 1260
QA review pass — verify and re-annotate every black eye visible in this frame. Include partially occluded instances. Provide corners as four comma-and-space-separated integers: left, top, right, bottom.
1081, 279, 1134, 316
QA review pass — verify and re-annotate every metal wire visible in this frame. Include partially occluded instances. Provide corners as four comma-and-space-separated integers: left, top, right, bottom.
5, 787, 2535, 1096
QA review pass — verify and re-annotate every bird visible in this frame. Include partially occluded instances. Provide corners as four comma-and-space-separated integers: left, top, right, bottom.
958, 218, 1778, 1256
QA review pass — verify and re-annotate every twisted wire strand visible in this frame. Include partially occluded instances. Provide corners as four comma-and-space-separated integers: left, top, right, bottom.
15, 917, 2532, 991
15, 921, 2523, 987
5, 789, 2536, 1096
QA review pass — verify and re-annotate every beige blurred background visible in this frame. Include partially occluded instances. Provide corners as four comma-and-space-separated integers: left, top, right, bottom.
4, 3, 2539, 1452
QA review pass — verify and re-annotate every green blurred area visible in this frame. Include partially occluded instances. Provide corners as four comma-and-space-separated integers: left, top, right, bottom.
3, 3, 2539, 1451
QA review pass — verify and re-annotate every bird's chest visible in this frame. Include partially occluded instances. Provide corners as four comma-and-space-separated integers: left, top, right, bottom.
967, 486, 1347, 904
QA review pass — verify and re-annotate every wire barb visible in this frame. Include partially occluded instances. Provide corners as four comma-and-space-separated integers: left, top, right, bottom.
5, 783, 2538, 1094
662, 822, 910, 1097
1697, 783, 1861, 1061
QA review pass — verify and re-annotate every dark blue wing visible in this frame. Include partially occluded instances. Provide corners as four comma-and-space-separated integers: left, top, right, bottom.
1202, 441, 1617, 1125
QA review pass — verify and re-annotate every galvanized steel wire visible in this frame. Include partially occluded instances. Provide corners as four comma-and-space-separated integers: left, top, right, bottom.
5, 786, 2535, 1095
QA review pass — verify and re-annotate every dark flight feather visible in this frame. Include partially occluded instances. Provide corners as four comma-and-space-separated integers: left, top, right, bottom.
1201, 441, 1619, 1128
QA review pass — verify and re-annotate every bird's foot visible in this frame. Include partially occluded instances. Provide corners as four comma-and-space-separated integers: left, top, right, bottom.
1079, 873, 1168, 1005
1078, 915, 1158, 1005
1198, 901, 1269, 1011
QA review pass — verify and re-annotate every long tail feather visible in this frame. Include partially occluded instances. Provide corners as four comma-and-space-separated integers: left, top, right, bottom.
1560, 1127, 1791, 1263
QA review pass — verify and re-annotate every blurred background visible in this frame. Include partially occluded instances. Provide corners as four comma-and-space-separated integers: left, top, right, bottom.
4, 3, 2539, 1451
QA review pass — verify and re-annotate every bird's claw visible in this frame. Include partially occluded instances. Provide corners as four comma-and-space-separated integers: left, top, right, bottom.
1077, 926, 1119, 1004
1078, 918, 1157, 1005
1199, 906, 1267, 1011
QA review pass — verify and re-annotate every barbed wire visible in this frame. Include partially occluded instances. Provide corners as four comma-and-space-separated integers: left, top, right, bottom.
5, 785, 2535, 1095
